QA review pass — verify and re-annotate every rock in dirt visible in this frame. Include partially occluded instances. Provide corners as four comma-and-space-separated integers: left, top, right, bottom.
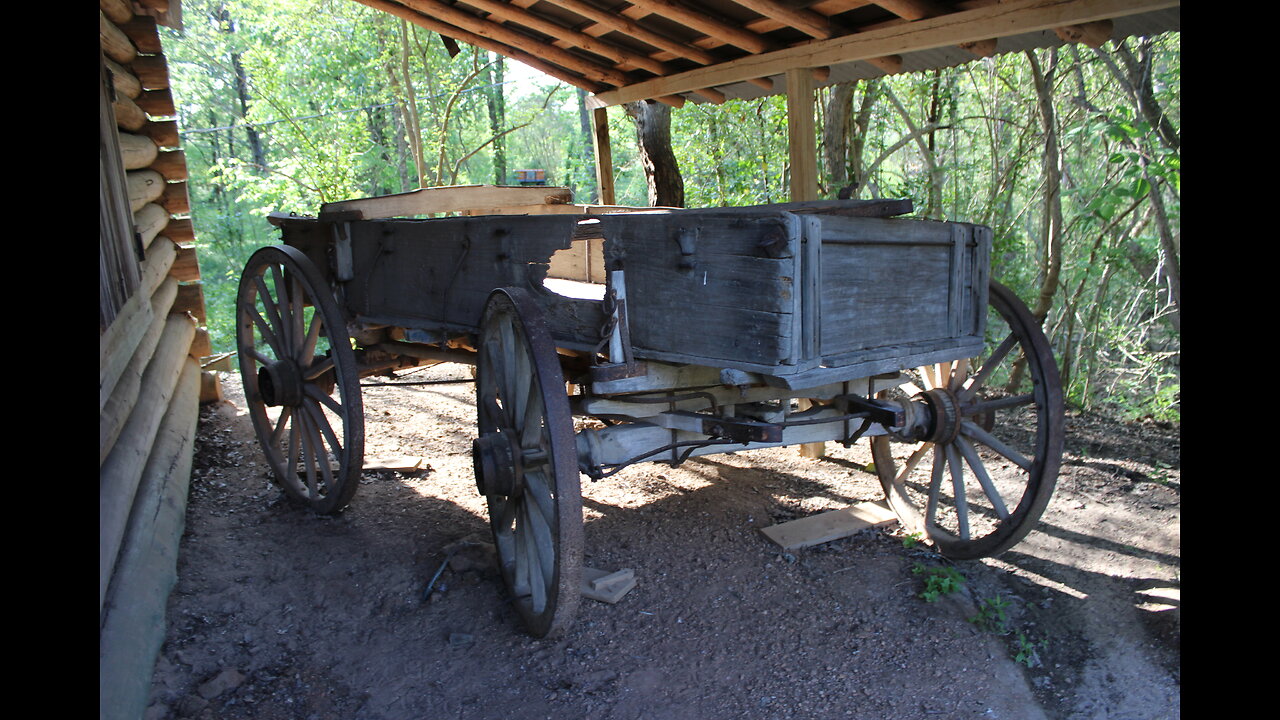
197, 668, 245, 699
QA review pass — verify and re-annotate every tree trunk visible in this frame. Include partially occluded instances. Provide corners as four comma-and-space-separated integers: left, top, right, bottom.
577, 88, 597, 202
1027, 49, 1064, 323
822, 81, 853, 195
624, 100, 684, 207
486, 53, 507, 185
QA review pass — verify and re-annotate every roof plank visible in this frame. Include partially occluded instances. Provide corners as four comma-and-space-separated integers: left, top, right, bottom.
588, 0, 1179, 106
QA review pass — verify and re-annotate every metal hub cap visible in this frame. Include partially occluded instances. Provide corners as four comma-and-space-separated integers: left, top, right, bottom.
257, 359, 304, 407
473, 430, 523, 497
920, 388, 962, 444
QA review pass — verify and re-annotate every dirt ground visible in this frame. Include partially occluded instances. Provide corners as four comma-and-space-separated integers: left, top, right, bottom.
147, 365, 1179, 720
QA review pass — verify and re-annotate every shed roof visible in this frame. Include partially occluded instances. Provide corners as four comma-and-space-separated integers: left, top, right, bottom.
355, 0, 1179, 107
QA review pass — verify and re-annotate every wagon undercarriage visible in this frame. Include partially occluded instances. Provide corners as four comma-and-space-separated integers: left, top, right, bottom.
237, 196, 1063, 637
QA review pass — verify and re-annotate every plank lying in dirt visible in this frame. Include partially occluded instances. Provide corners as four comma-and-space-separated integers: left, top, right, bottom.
760, 500, 898, 551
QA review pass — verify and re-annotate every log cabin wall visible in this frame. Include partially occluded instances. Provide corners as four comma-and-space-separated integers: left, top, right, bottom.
99, 1, 215, 717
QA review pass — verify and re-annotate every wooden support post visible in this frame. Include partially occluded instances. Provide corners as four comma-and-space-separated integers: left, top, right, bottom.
592, 107, 616, 206
786, 67, 825, 458
786, 67, 818, 203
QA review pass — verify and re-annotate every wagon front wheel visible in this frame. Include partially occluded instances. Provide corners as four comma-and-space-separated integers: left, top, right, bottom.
237, 245, 364, 514
872, 280, 1063, 559
473, 288, 583, 638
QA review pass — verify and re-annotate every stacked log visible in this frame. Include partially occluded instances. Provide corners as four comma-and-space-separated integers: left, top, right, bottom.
99, 2, 217, 717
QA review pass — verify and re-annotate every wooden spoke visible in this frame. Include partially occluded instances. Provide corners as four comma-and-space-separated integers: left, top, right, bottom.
303, 397, 344, 459
961, 420, 1032, 472
254, 274, 291, 358
304, 355, 334, 382
872, 281, 1063, 559
305, 383, 344, 415
945, 442, 970, 541
236, 245, 363, 514
248, 306, 287, 360
270, 406, 293, 446
960, 333, 1018, 401
958, 437, 1009, 520
300, 309, 324, 364
297, 409, 319, 499
523, 470, 556, 526
968, 393, 1035, 414
950, 357, 970, 391
896, 442, 933, 485
925, 445, 945, 530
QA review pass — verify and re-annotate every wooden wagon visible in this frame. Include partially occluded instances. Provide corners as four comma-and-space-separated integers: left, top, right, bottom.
236, 187, 1063, 637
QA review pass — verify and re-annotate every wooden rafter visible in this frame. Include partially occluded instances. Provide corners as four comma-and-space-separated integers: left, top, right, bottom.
455, 0, 670, 76
724, 0, 838, 40
587, 0, 1180, 107
623, 0, 775, 55
395, 0, 632, 86
532, 0, 720, 66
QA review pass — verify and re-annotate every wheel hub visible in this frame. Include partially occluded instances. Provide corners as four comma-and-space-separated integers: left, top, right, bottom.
914, 388, 962, 444
473, 430, 523, 497
258, 359, 304, 407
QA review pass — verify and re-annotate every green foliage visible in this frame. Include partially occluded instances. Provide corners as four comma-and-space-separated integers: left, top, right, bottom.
912, 562, 964, 602
969, 595, 1012, 634
901, 531, 923, 549
1012, 632, 1048, 668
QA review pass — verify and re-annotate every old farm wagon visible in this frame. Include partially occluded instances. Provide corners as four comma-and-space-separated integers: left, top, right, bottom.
237, 192, 1061, 637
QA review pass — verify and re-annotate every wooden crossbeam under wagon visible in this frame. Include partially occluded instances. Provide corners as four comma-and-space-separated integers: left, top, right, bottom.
235, 186, 1063, 638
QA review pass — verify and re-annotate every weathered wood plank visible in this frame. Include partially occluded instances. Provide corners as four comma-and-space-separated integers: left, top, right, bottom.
595, 210, 801, 367
101, 277, 179, 458
100, 358, 198, 720
100, 313, 196, 611
100, 242, 178, 412
760, 501, 898, 551
319, 185, 574, 220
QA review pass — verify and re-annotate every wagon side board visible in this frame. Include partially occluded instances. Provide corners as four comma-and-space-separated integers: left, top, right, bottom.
592, 210, 803, 372
273, 207, 991, 390
278, 213, 608, 349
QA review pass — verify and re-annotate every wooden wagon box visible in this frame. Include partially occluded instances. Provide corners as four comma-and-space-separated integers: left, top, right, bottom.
274, 204, 990, 389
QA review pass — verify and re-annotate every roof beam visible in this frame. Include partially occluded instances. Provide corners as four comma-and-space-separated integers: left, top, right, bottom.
355, 0, 606, 93
454, 0, 670, 76
533, 0, 720, 66
623, 0, 776, 55
588, 0, 1180, 107
725, 0, 839, 39
395, 0, 633, 86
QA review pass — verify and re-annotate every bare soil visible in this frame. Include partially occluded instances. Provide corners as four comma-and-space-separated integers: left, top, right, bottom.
147, 366, 1180, 720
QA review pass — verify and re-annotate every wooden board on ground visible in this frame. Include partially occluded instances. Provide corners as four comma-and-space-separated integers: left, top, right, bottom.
760, 500, 898, 551
581, 567, 636, 604
363, 455, 430, 472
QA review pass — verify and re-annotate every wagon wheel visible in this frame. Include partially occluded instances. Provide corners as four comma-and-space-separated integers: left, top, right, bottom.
237, 245, 364, 514
472, 288, 583, 638
871, 280, 1063, 559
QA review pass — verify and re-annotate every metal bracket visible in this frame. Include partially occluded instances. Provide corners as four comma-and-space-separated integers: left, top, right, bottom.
330, 220, 355, 282
835, 395, 903, 428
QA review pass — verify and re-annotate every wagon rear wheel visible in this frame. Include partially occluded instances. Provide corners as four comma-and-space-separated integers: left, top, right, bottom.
871, 281, 1063, 559
237, 245, 364, 514
473, 288, 583, 638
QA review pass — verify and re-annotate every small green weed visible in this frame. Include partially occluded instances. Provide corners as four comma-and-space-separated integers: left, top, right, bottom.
1012, 632, 1048, 668
902, 531, 923, 549
912, 562, 964, 602
969, 595, 1011, 634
